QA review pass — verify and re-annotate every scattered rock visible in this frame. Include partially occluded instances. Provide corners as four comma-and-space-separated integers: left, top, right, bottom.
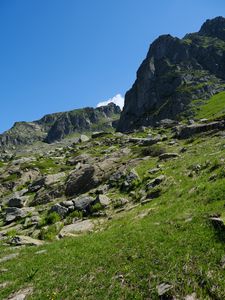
6, 286, 33, 300
176, 121, 225, 139
49, 204, 68, 218
148, 167, 161, 174
159, 153, 180, 160
35, 249, 47, 255
79, 134, 90, 143
66, 154, 91, 166
96, 194, 111, 207
220, 255, 225, 269
92, 132, 108, 138
59, 220, 94, 237
210, 217, 225, 230
9, 236, 44, 246
0, 281, 10, 289
8, 196, 29, 208
0, 268, 8, 273
4, 207, 26, 224
65, 165, 98, 196
73, 196, 96, 214
44, 172, 66, 186
156, 282, 173, 297
184, 293, 198, 300
147, 175, 165, 189
0, 253, 19, 263
159, 119, 178, 128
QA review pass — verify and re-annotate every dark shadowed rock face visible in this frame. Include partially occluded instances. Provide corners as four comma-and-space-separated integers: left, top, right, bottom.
0, 103, 121, 148
117, 17, 225, 132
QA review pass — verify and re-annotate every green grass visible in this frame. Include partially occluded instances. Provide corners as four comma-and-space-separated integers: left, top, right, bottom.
194, 91, 225, 120
1, 134, 225, 299
21, 158, 68, 174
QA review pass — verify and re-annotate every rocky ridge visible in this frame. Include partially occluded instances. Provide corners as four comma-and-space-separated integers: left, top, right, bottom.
0, 102, 121, 148
117, 16, 225, 132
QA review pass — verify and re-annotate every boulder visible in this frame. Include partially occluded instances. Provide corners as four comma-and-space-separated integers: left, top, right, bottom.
147, 175, 165, 188
96, 195, 111, 207
92, 131, 108, 138
44, 172, 66, 186
30, 185, 64, 206
65, 157, 117, 197
175, 121, 225, 139
73, 196, 96, 214
59, 220, 94, 237
65, 164, 98, 196
8, 196, 29, 208
159, 153, 180, 160
156, 283, 173, 297
159, 119, 178, 128
49, 204, 68, 218
66, 154, 91, 166
79, 134, 90, 142
4, 207, 26, 223
9, 235, 44, 246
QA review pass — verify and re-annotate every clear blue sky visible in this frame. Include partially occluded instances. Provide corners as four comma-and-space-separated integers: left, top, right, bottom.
0, 0, 224, 133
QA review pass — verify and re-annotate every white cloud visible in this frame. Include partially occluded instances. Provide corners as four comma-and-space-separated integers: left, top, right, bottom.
97, 94, 124, 110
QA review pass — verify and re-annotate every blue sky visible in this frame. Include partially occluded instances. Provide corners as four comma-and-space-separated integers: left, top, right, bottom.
0, 0, 224, 133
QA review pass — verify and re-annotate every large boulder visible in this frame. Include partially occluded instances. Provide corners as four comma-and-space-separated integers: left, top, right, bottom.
9, 235, 44, 246
4, 207, 26, 223
66, 157, 118, 197
175, 121, 225, 139
59, 220, 94, 237
73, 196, 97, 214
8, 196, 29, 208
49, 204, 68, 218
65, 165, 98, 196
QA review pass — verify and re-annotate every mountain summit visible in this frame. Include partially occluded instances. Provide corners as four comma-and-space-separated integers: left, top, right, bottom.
117, 16, 225, 132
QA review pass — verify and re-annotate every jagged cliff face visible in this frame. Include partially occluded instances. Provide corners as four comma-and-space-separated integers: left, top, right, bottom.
117, 16, 225, 132
0, 103, 121, 148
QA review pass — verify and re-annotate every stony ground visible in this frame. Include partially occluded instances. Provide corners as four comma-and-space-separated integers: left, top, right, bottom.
0, 122, 225, 299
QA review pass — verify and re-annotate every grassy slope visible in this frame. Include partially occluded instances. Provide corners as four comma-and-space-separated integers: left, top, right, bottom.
1, 133, 225, 299
194, 91, 225, 120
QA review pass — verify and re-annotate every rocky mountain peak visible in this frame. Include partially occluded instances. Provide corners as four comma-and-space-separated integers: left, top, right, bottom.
117, 16, 225, 132
199, 16, 225, 40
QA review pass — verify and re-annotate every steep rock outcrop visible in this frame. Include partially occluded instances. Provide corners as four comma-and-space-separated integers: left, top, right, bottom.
117, 17, 225, 132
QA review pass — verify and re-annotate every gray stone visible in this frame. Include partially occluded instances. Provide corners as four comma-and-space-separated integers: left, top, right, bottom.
0, 253, 19, 263
8, 196, 29, 208
49, 204, 68, 218
96, 195, 111, 207
147, 175, 165, 188
65, 165, 98, 196
159, 153, 180, 160
66, 154, 91, 166
5, 207, 26, 223
73, 196, 96, 214
148, 167, 161, 174
9, 236, 44, 246
156, 282, 173, 296
59, 220, 94, 237
92, 131, 108, 138
44, 172, 66, 186
6, 287, 33, 300
184, 293, 197, 300
60, 200, 74, 208
175, 121, 225, 139
79, 134, 90, 142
